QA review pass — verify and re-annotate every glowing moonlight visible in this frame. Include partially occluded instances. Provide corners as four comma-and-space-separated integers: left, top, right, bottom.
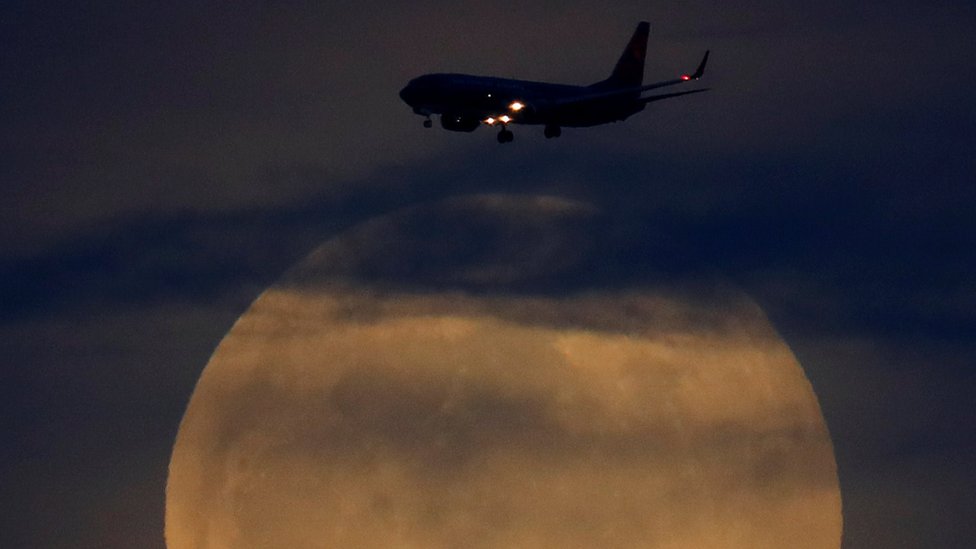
167, 195, 841, 548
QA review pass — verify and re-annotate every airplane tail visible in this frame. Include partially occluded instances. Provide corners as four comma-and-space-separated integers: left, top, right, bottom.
592, 21, 649, 89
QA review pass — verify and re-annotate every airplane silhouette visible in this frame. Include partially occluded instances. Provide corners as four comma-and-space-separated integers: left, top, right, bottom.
399, 22, 709, 143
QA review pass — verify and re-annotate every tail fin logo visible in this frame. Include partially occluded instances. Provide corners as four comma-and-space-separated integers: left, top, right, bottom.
609, 21, 649, 88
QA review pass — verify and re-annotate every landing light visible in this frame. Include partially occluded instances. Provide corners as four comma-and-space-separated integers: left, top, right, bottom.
499, 115, 511, 123
484, 117, 496, 125
508, 101, 525, 112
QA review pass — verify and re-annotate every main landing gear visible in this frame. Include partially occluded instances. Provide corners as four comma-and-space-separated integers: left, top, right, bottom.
497, 127, 514, 144
423, 116, 432, 128
544, 124, 561, 139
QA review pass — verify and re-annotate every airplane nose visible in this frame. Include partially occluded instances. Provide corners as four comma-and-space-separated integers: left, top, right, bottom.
399, 84, 416, 105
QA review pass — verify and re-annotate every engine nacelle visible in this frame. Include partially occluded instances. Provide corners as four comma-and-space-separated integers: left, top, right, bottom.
440, 113, 481, 132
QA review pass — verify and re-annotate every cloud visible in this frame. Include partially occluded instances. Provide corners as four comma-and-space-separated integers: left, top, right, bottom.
4, 1, 972, 255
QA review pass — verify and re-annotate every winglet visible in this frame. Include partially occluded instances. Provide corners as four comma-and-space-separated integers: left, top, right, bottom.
691, 50, 709, 79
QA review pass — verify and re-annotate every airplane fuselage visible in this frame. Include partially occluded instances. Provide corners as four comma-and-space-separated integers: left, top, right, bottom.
399, 73, 645, 129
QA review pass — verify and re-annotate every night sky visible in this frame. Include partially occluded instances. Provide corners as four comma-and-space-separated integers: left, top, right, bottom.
2, 1, 974, 548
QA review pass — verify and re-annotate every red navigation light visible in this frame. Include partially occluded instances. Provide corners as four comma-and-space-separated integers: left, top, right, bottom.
681, 75, 691, 81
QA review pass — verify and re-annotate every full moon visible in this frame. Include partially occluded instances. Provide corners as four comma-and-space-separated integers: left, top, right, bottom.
166, 195, 842, 548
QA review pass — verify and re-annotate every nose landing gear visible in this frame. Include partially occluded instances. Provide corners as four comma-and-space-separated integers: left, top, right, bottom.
423, 116, 432, 128
544, 124, 561, 139
497, 127, 514, 144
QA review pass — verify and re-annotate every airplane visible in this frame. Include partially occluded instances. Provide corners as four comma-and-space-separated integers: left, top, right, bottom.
398, 21, 709, 143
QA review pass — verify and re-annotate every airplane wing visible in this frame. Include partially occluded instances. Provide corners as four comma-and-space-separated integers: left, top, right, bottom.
552, 50, 709, 107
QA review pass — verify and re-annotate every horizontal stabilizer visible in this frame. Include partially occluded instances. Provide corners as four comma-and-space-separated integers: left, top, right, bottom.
640, 88, 710, 104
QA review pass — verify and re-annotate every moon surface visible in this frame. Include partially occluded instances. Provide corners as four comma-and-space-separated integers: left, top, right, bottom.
166, 195, 841, 548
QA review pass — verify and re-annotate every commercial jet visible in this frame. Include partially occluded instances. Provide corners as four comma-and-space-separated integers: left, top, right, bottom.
399, 21, 709, 143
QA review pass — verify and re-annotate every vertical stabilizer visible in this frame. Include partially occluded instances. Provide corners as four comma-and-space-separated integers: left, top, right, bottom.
600, 21, 649, 89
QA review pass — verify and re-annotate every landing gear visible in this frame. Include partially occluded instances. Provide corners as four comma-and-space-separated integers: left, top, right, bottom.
544, 124, 562, 139
497, 128, 514, 144
423, 117, 432, 128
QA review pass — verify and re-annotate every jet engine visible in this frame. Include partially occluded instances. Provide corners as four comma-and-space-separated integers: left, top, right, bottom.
440, 113, 481, 132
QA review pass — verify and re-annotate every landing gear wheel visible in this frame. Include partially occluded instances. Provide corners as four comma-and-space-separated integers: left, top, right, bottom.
423, 118, 432, 128
497, 128, 514, 144
544, 124, 562, 139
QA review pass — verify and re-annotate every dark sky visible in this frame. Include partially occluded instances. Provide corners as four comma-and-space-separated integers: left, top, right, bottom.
2, 1, 974, 547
